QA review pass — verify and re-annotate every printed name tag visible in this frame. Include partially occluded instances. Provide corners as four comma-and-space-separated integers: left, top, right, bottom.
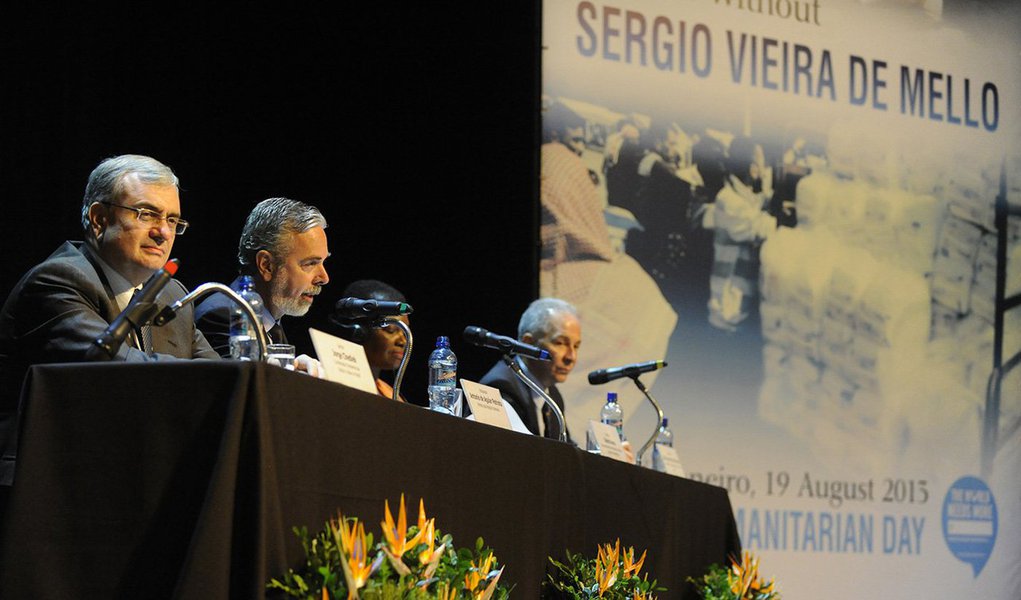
461, 379, 513, 430
308, 327, 378, 395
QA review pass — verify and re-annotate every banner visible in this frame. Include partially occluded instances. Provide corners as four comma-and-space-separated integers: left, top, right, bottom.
540, 0, 1020, 596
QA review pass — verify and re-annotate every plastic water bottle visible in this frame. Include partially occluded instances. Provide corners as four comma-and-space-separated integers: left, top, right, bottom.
427, 336, 458, 414
652, 418, 674, 473
600, 392, 625, 441
229, 274, 265, 361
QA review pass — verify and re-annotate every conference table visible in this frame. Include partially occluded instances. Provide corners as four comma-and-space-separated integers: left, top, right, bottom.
0, 362, 740, 599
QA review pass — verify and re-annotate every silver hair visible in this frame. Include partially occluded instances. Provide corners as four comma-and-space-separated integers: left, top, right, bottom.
237, 197, 328, 268
81, 154, 179, 238
517, 297, 579, 342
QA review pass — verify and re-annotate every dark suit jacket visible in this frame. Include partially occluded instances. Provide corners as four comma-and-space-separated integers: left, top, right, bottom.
0, 241, 219, 483
478, 359, 572, 443
193, 276, 288, 359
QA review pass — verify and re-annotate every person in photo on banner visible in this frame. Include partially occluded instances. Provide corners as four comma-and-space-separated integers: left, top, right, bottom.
0, 154, 221, 491
194, 197, 329, 376
539, 98, 676, 442
707, 135, 784, 333
331, 279, 410, 402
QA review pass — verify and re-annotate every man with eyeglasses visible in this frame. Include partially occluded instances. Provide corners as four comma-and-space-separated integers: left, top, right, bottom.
0, 154, 219, 493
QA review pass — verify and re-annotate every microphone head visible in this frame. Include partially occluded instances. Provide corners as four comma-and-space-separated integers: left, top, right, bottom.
463, 325, 487, 345
587, 370, 607, 385
333, 297, 412, 320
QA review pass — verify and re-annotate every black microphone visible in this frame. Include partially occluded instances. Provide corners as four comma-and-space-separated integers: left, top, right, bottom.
90, 259, 179, 359
333, 297, 413, 321
462, 326, 551, 361
588, 359, 667, 385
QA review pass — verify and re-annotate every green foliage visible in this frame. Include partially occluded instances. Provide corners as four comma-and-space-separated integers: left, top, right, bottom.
544, 545, 663, 599
688, 563, 735, 600
687, 554, 781, 600
268, 520, 511, 599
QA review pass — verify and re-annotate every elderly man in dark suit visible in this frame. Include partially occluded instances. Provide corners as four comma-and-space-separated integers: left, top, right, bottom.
479, 297, 581, 443
0, 154, 219, 490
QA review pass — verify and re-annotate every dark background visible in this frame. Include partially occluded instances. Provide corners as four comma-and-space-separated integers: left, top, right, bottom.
0, 4, 541, 402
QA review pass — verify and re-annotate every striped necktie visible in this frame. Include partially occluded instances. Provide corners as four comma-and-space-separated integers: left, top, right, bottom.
140, 322, 153, 355
132, 287, 153, 355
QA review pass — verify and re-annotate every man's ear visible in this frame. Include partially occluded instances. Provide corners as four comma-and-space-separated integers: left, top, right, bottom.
87, 202, 107, 240
255, 250, 275, 282
521, 332, 536, 345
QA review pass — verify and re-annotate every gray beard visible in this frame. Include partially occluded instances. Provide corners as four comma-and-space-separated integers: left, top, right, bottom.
273, 294, 311, 317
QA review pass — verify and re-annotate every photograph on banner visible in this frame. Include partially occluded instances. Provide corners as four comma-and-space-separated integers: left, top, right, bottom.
540, 0, 1020, 597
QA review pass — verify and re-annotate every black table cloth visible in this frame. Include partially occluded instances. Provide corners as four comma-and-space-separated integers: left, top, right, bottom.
0, 362, 740, 598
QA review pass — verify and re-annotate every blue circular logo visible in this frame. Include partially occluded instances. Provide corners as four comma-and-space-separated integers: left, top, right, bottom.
942, 476, 997, 577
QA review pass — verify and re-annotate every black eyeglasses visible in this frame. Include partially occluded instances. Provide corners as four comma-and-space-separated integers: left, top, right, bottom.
99, 201, 189, 235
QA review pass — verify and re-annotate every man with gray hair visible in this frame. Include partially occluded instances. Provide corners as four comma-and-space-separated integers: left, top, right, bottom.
194, 197, 330, 371
479, 297, 581, 442
0, 154, 219, 488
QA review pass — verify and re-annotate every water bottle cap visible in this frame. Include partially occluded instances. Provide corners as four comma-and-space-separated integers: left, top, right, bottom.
239, 274, 254, 289
607, 392, 617, 403
662, 418, 669, 427
436, 336, 450, 348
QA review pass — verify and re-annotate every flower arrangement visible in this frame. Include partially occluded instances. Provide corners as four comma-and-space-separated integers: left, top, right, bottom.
268, 494, 510, 599
689, 551, 780, 600
544, 539, 662, 599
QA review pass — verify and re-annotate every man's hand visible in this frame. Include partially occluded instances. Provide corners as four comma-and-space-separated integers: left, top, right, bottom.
622, 440, 635, 465
294, 354, 325, 378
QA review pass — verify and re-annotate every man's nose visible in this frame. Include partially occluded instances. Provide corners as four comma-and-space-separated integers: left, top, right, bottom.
150, 221, 172, 242
316, 264, 329, 285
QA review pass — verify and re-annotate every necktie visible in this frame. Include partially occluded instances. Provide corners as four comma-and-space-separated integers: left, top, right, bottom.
132, 288, 153, 355
140, 323, 153, 355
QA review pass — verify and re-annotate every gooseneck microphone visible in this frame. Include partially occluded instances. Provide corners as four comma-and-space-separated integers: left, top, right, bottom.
90, 259, 180, 360
462, 326, 551, 361
588, 359, 667, 385
333, 297, 413, 320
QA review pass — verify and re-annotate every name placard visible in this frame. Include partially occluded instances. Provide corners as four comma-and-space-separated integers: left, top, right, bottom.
460, 379, 513, 431
308, 328, 378, 396
588, 420, 630, 462
655, 444, 686, 477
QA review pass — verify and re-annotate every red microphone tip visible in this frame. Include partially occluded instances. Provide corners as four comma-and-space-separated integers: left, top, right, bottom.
163, 259, 179, 276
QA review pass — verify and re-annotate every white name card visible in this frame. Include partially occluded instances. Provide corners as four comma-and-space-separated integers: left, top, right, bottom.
308, 328, 378, 396
460, 379, 513, 431
588, 420, 630, 462
656, 444, 686, 477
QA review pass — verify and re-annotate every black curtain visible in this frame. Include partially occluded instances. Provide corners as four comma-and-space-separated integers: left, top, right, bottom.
0, 4, 541, 403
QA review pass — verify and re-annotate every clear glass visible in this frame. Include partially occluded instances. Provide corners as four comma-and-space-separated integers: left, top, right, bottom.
266, 343, 296, 370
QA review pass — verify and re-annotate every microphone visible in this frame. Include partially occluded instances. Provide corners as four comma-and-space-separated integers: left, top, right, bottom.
333, 297, 413, 320
588, 359, 667, 385
91, 259, 179, 359
462, 326, 550, 361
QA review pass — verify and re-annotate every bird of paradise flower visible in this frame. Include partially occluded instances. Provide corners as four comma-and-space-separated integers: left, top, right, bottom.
379, 493, 427, 576
463, 551, 505, 600
329, 513, 381, 600
591, 539, 655, 599
595, 539, 621, 595
728, 551, 778, 599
